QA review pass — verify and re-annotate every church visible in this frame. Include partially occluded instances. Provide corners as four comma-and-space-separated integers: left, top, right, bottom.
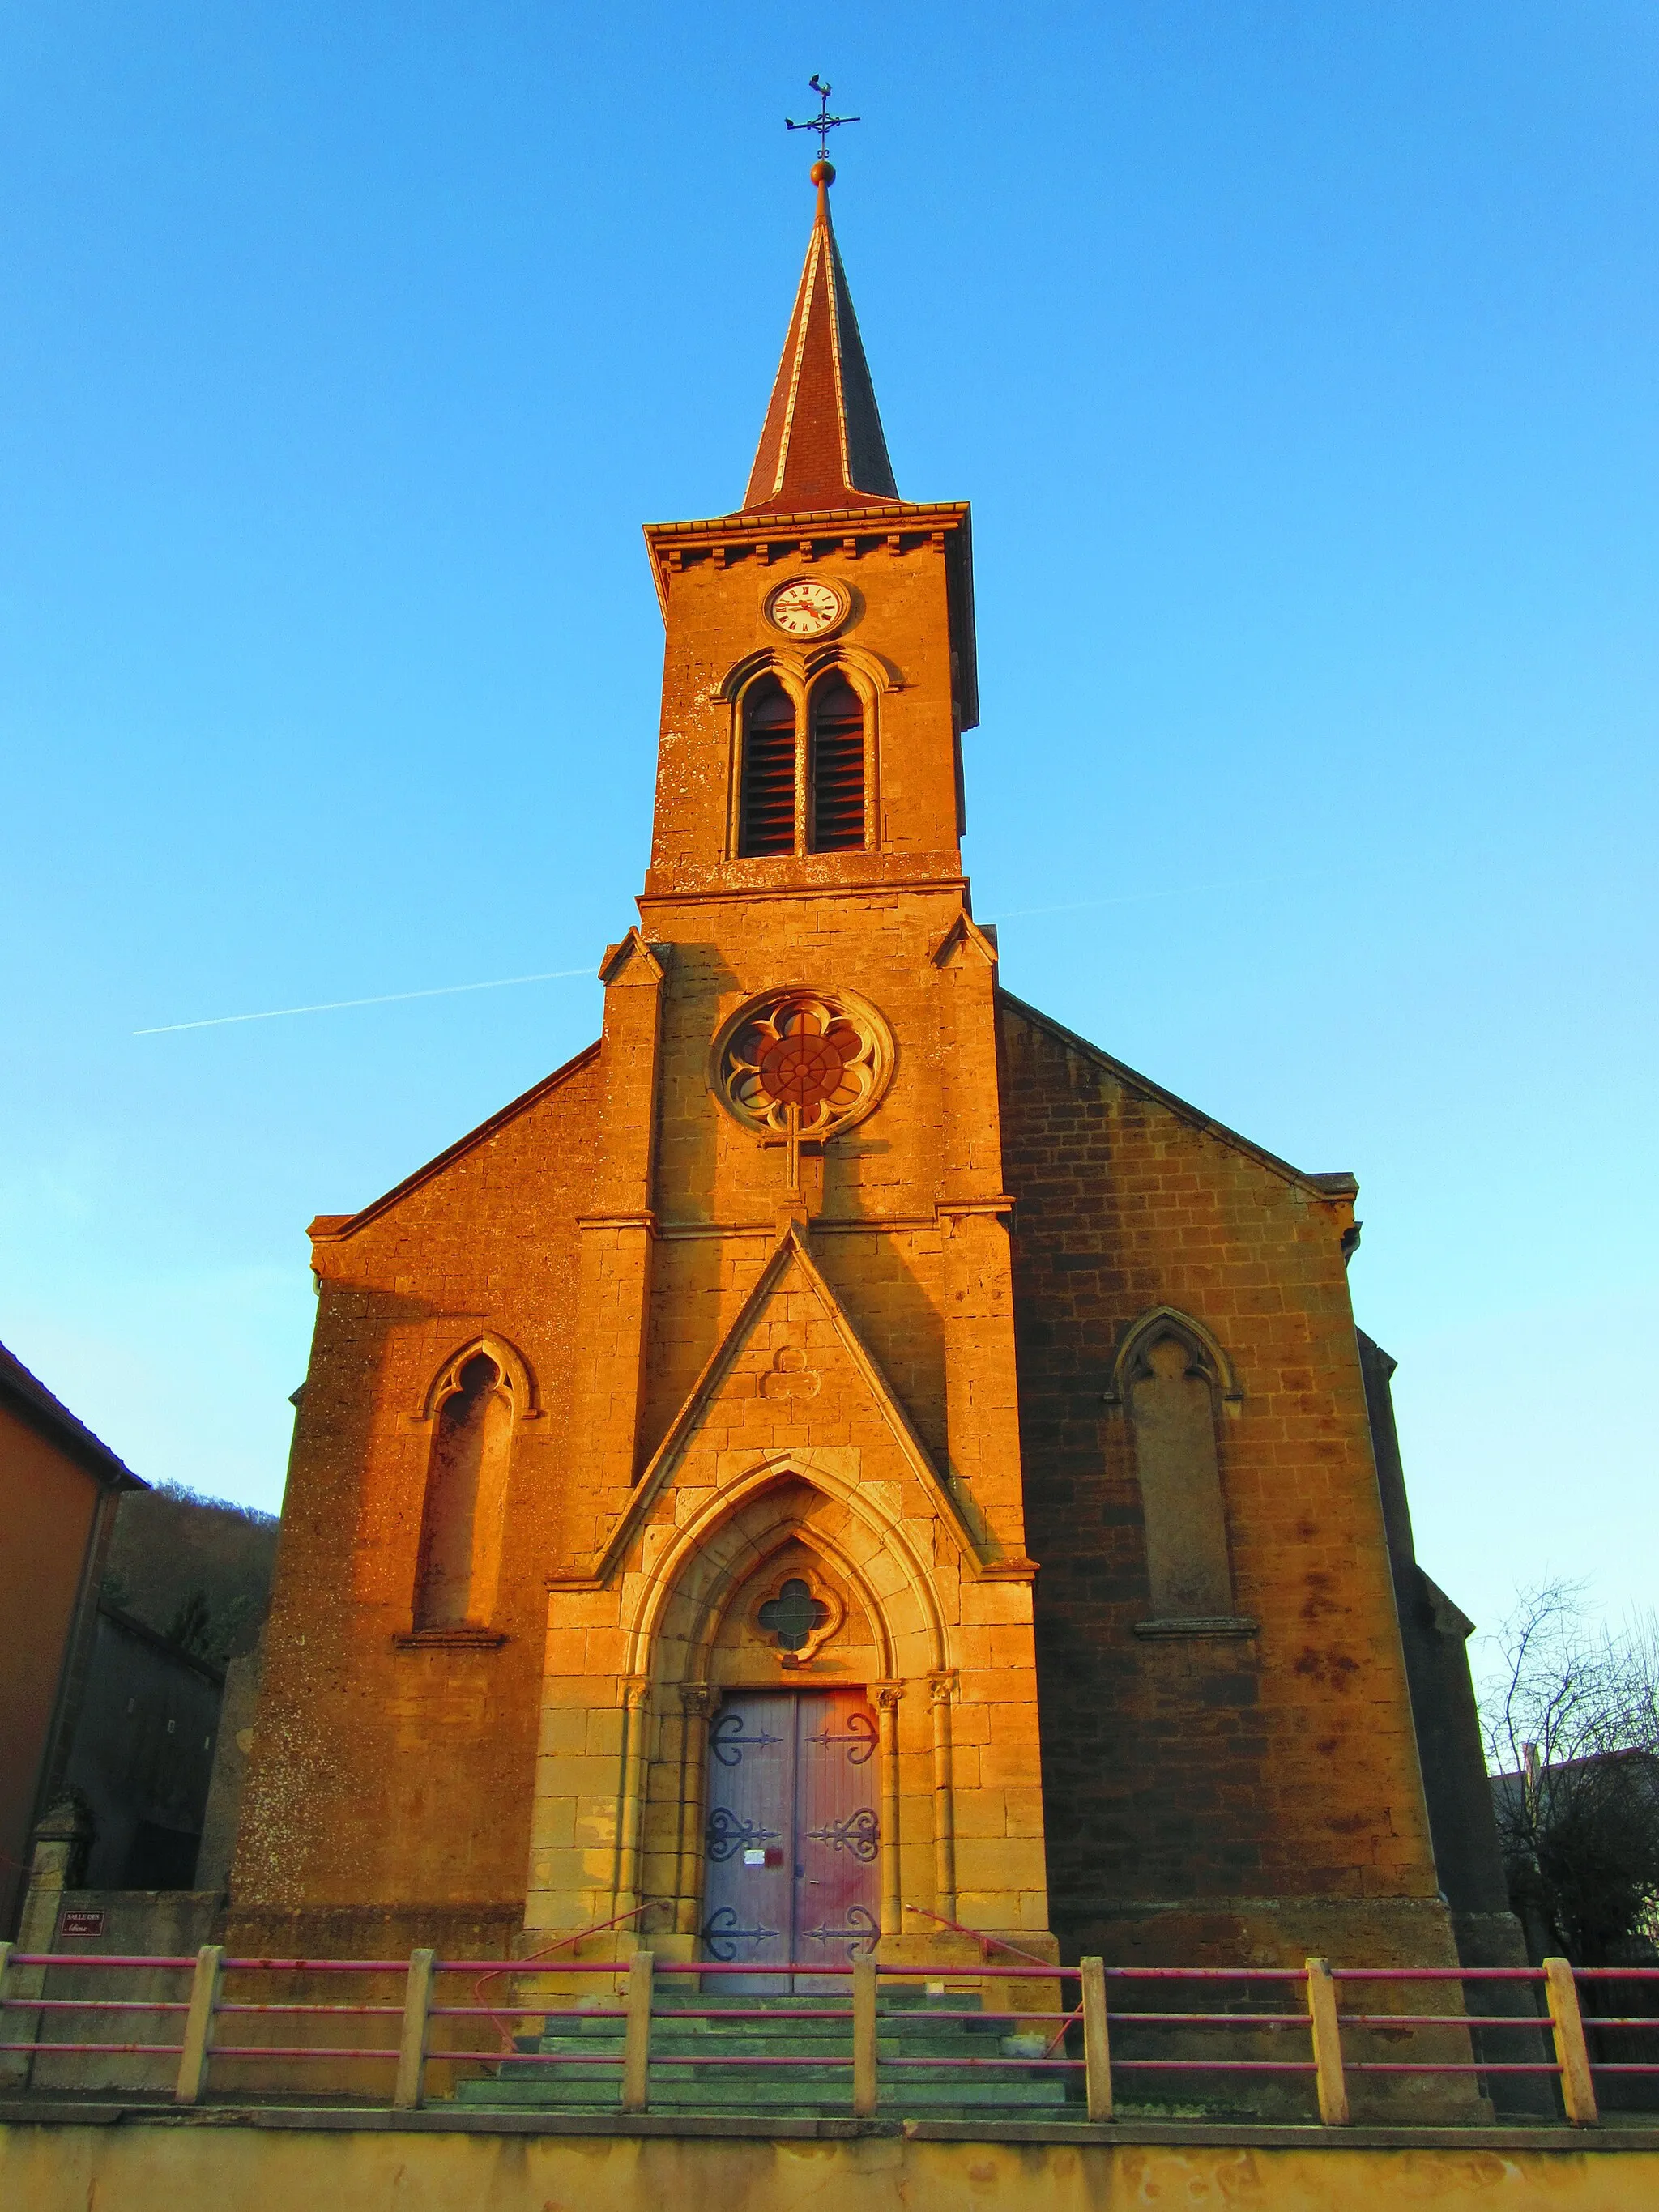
227, 159, 1516, 1993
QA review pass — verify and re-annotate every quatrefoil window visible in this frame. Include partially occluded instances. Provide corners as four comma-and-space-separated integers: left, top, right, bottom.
758, 1579, 830, 1652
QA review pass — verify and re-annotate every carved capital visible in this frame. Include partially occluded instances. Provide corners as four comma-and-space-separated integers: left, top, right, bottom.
873, 1681, 903, 1713
679, 1682, 714, 1719
927, 1669, 958, 1704
621, 1676, 652, 1711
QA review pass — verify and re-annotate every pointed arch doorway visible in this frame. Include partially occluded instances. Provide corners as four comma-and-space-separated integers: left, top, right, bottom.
701, 1688, 880, 1993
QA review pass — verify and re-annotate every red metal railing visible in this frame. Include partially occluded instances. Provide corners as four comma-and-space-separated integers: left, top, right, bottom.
2, 1939, 1655, 2125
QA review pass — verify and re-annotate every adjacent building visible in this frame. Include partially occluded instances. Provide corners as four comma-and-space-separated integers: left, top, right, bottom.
0, 1342, 145, 1933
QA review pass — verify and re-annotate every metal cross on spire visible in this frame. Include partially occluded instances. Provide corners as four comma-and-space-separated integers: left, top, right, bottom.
786, 75, 860, 162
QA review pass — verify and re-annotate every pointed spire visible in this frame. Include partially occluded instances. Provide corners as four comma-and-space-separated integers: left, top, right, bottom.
743, 160, 899, 513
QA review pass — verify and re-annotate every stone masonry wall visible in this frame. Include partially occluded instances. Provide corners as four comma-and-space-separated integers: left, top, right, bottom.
229, 1051, 602, 1920
998, 995, 1447, 1963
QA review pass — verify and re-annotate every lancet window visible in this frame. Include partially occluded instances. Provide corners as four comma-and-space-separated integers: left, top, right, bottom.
808, 676, 866, 850
1115, 1314, 1238, 1622
736, 670, 869, 858
413, 1349, 514, 1630
738, 680, 798, 855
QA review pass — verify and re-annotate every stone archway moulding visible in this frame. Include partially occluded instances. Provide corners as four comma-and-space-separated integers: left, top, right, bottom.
413, 1332, 542, 1422
1102, 1304, 1243, 1420
606, 1456, 953, 1937
620, 1454, 947, 1682
709, 641, 902, 706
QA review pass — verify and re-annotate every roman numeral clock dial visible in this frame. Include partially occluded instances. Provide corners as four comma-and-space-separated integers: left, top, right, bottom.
766, 578, 846, 637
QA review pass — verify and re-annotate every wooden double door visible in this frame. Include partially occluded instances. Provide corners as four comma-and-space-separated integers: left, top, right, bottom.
701, 1689, 881, 1990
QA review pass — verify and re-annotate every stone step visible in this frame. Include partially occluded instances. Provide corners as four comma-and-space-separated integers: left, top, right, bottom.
469, 2061, 1071, 2102
454, 2093, 1073, 2124
646, 1991, 989, 2014
537, 1993, 990, 2017
464, 1990, 1073, 2121
527, 2006, 1010, 2032
520, 2030, 1011, 2058
457, 2079, 1071, 2113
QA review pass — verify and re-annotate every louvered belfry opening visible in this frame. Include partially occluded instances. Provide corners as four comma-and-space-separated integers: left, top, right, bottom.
809, 678, 866, 852
739, 680, 798, 856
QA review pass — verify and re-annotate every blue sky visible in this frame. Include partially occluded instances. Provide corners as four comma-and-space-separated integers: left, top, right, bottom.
2, 3, 1654, 1654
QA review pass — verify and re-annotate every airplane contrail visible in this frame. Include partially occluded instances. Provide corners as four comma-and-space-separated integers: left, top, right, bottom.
134, 967, 594, 1035
135, 873, 1333, 1033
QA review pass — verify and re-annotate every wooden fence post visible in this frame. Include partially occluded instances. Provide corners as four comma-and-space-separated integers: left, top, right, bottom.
1305, 1957, 1350, 2126
1081, 1956, 1111, 2121
1543, 1957, 1599, 2127
174, 1944, 224, 2107
852, 1954, 879, 2117
621, 1950, 654, 2113
394, 1948, 437, 2110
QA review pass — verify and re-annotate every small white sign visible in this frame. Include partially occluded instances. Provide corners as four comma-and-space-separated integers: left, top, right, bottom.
742, 1848, 766, 1866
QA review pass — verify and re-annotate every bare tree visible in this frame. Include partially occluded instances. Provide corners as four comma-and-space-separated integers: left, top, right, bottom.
1482, 1583, 1659, 1965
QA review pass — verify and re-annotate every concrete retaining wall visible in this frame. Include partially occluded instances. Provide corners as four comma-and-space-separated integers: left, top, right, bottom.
2, 2115, 1657, 2212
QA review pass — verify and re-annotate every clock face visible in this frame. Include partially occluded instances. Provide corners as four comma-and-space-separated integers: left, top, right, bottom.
766, 578, 845, 637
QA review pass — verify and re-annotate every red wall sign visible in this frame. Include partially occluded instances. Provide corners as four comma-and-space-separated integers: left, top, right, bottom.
58, 1909, 107, 1937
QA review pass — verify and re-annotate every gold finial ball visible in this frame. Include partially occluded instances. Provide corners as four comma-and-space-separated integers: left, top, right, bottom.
811, 158, 836, 186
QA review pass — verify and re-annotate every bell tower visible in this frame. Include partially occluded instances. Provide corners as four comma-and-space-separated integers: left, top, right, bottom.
643, 160, 978, 901
526, 160, 1055, 1969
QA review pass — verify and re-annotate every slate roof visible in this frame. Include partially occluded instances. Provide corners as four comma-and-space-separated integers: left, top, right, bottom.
0, 1338, 146, 1492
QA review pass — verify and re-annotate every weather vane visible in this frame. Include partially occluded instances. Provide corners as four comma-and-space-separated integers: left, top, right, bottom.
787, 75, 859, 163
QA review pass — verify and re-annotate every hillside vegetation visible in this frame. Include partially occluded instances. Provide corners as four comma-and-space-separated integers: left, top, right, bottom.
102, 1480, 279, 1665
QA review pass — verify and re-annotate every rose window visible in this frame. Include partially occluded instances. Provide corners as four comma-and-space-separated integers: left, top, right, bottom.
710, 987, 893, 1140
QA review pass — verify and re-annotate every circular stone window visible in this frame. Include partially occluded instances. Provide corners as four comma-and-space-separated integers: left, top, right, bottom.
710, 986, 894, 1140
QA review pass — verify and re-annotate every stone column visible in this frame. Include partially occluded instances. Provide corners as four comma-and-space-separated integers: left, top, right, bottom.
674, 1686, 714, 1938
613, 1677, 653, 1922
875, 1684, 903, 1938
928, 1670, 957, 1924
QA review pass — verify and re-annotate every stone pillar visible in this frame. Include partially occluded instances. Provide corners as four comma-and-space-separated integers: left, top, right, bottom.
928, 1670, 957, 1923
876, 1684, 903, 1938
613, 1677, 653, 1921
674, 1686, 714, 1938
1, 1796, 92, 2089
932, 914, 1030, 1563
561, 930, 665, 1567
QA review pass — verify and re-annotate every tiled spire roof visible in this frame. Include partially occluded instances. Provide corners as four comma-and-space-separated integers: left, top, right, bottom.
742, 162, 899, 513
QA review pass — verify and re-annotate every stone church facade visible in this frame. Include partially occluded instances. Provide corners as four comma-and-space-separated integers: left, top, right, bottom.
228, 164, 1515, 1985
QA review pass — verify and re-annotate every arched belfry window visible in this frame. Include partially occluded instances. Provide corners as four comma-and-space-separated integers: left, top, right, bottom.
1107, 1311, 1244, 1627
809, 677, 866, 851
739, 680, 798, 856
414, 1350, 514, 1630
